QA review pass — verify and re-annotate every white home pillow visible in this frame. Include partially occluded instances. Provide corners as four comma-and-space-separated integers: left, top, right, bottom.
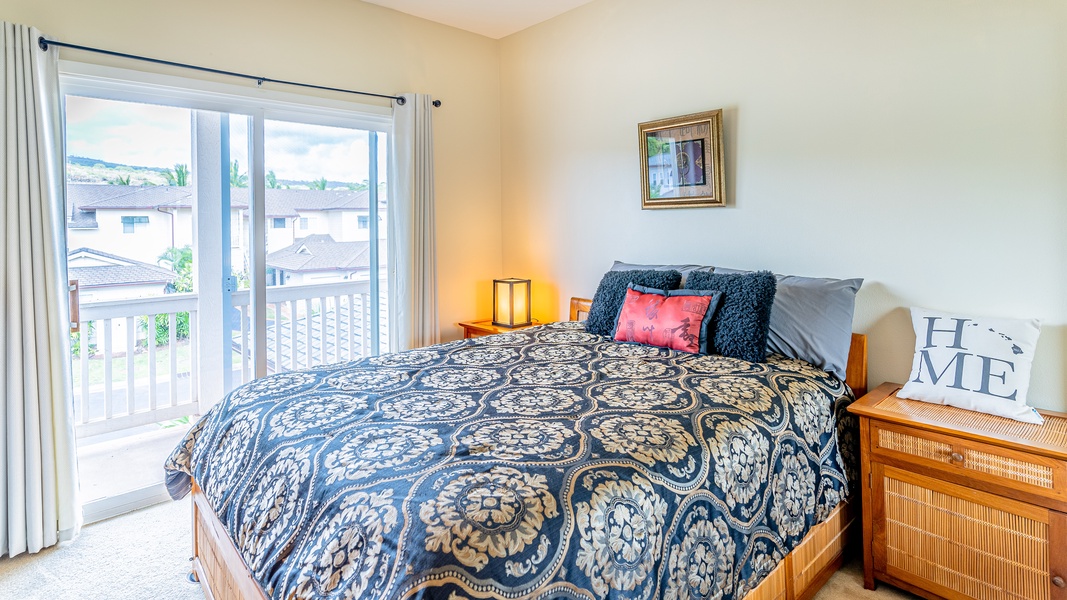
898, 307, 1042, 424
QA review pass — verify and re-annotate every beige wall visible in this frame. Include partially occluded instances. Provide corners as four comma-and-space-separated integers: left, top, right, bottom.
500, 0, 1067, 408
7, 0, 1067, 407
2, 0, 502, 340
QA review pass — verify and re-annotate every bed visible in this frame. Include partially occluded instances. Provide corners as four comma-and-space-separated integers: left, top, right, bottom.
165, 296, 867, 600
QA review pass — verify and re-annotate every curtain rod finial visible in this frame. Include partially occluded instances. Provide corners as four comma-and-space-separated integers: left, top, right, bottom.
432, 99, 442, 108
395, 96, 407, 106
38, 36, 49, 51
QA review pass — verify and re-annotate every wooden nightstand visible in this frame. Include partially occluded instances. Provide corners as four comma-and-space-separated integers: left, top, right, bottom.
849, 383, 1067, 600
458, 319, 538, 339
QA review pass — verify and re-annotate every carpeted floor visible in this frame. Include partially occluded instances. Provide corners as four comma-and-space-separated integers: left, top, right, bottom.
0, 499, 201, 600
0, 499, 919, 600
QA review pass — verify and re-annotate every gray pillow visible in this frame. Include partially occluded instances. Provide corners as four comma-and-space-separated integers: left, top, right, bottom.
609, 261, 713, 286
767, 275, 862, 380
689, 267, 863, 379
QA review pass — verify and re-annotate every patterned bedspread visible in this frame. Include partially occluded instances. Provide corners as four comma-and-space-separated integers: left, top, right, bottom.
165, 321, 857, 600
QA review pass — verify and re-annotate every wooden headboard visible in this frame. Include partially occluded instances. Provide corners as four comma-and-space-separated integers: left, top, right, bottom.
569, 297, 593, 322
567, 296, 867, 397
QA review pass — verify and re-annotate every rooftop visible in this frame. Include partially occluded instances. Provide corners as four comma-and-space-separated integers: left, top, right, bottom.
266, 234, 386, 273
68, 247, 177, 288
67, 184, 384, 229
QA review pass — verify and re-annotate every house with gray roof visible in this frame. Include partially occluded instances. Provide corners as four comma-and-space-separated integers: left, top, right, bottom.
266, 234, 387, 285
65, 184, 386, 275
67, 248, 180, 355
68, 247, 177, 302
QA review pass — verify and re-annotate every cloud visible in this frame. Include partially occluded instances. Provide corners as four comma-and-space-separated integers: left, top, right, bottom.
66, 96, 388, 184
66, 96, 191, 167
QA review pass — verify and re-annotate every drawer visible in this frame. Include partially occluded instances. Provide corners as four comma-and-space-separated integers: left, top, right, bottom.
870, 420, 1067, 506
873, 464, 1067, 600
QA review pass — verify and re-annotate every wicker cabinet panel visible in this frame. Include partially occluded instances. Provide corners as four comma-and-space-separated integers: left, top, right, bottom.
850, 384, 1067, 600
871, 421, 1067, 503
877, 465, 1051, 600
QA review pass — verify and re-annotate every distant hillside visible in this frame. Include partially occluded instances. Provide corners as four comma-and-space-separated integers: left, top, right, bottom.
67, 156, 169, 173
66, 157, 171, 186
64, 156, 378, 190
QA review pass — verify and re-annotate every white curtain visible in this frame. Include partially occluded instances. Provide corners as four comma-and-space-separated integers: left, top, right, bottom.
388, 94, 439, 350
0, 22, 82, 557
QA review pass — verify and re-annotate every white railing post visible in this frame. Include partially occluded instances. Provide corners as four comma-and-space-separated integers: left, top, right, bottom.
304, 298, 313, 368
168, 312, 178, 407
103, 319, 113, 422
272, 302, 281, 374
126, 316, 136, 416
240, 303, 250, 384
318, 295, 327, 365
148, 314, 157, 412
79, 324, 89, 423
333, 296, 341, 364
362, 292, 371, 358
289, 299, 297, 370
347, 294, 355, 361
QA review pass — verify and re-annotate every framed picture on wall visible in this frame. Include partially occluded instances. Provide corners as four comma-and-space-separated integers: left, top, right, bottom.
639, 109, 725, 208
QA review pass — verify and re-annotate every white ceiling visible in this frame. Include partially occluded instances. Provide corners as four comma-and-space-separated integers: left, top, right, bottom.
361, 0, 596, 39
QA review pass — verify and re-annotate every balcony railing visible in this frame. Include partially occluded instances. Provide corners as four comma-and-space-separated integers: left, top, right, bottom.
230, 280, 387, 386
72, 280, 384, 438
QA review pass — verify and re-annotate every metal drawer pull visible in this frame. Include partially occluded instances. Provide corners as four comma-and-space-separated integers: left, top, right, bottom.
950, 452, 964, 462
1053, 576, 1065, 588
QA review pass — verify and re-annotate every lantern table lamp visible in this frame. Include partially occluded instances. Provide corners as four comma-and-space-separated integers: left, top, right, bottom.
492, 278, 531, 328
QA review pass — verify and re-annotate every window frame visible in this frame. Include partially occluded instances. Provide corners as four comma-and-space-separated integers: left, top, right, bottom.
120, 215, 149, 233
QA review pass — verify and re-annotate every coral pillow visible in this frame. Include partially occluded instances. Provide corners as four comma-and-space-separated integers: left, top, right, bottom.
613, 286, 722, 354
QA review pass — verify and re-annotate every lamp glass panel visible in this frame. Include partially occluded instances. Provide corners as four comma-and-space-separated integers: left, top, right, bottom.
495, 280, 513, 325
512, 284, 527, 324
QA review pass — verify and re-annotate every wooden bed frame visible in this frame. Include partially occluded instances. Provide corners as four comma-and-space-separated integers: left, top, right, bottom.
189, 298, 869, 600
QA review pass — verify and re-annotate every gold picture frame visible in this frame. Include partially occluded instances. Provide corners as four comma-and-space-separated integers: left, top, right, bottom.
639, 109, 725, 209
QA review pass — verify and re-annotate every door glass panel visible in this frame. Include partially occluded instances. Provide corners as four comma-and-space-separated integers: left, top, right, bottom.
65, 95, 198, 514
63, 87, 391, 519
249, 120, 388, 378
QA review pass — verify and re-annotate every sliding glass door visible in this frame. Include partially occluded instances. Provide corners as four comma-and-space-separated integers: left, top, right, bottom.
62, 66, 392, 520
230, 118, 389, 383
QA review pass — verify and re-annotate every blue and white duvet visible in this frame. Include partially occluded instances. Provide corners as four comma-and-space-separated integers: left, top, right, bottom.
165, 321, 856, 600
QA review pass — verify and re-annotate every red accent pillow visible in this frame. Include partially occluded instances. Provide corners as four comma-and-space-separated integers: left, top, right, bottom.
613, 287, 721, 353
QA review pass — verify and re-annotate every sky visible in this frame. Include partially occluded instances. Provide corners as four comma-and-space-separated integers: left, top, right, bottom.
65, 95, 388, 184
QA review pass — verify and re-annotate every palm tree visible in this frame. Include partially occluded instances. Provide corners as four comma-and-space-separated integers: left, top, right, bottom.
163, 163, 190, 186
230, 160, 248, 188
157, 246, 193, 293
347, 180, 369, 192
266, 170, 280, 189
308, 177, 328, 190
110, 175, 131, 185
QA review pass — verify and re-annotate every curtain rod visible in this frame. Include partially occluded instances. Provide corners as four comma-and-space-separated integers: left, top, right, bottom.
38, 37, 442, 107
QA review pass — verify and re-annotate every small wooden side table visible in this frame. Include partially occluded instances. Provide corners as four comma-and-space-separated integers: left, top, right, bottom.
458, 319, 539, 339
849, 382, 1067, 600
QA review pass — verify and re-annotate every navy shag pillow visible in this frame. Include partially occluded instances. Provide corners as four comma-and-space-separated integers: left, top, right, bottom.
585, 270, 683, 336
685, 270, 777, 362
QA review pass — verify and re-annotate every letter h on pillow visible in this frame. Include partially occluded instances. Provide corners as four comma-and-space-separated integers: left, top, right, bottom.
898, 307, 1043, 424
